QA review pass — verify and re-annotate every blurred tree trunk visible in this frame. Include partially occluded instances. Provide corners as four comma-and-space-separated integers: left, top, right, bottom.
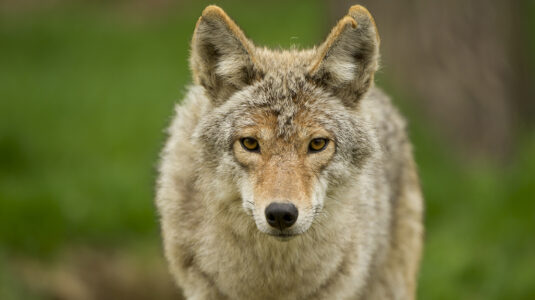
326, 0, 534, 161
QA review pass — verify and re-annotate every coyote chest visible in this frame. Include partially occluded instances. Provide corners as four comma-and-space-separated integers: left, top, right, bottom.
196, 223, 350, 299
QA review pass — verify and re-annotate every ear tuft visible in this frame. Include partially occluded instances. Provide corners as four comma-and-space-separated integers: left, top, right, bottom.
190, 5, 259, 105
308, 5, 380, 107
201, 5, 226, 18
348, 5, 380, 44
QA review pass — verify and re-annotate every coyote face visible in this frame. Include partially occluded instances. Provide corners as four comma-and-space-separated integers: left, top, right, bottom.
231, 98, 335, 237
191, 6, 379, 238
196, 76, 373, 237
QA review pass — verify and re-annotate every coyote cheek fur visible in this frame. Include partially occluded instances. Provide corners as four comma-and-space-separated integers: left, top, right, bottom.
156, 4, 423, 300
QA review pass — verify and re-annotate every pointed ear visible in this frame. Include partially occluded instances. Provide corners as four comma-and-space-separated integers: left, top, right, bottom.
308, 5, 380, 107
190, 5, 260, 105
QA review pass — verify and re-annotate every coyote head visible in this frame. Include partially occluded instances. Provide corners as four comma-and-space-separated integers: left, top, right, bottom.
192, 5, 380, 238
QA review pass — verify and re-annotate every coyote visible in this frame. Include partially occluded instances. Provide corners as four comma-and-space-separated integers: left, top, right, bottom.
156, 4, 423, 300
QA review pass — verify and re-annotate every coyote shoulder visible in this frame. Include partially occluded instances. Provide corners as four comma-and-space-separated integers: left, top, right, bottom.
156, 4, 423, 300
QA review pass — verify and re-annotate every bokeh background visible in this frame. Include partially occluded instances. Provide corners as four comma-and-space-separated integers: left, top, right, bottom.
1, 0, 534, 299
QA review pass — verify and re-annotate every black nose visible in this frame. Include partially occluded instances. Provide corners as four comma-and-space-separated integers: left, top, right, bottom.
265, 203, 298, 230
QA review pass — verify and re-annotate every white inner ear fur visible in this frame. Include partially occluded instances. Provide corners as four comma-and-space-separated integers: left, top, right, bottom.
324, 56, 359, 83
216, 54, 248, 78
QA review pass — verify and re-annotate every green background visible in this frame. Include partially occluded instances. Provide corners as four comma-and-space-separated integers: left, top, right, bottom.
1, 1, 534, 299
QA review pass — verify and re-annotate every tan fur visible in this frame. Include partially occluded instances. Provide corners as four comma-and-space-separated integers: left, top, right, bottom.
156, 5, 423, 300
233, 111, 334, 214
348, 5, 380, 43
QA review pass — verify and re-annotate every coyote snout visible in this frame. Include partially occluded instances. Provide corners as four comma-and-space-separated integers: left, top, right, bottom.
244, 166, 324, 237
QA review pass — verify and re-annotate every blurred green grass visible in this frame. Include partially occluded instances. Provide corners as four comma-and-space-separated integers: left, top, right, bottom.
0, 1, 534, 299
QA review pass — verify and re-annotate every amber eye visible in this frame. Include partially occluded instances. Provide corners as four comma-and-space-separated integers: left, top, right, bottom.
240, 137, 260, 152
309, 138, 328, 152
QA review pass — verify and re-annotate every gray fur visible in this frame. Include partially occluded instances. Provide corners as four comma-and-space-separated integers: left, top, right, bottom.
156, 5, 423, 300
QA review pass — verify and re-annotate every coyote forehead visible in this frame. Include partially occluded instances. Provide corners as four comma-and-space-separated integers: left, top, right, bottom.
197, 75, 374, 171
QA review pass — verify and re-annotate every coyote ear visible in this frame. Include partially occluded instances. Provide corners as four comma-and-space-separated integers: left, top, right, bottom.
308, 5, 380, 107
190, 5, 259, 105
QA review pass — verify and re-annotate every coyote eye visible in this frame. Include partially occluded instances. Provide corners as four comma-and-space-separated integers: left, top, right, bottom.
309, 138, 328, 152
240, 137, 260, 152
